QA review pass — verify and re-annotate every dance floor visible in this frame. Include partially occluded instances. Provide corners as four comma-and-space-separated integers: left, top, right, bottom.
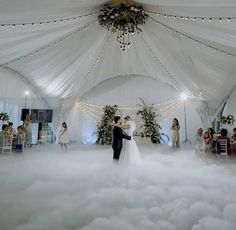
0, 143, 236, 230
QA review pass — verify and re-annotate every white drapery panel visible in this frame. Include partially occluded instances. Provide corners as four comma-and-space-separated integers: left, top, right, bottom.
0, 0, 235, 115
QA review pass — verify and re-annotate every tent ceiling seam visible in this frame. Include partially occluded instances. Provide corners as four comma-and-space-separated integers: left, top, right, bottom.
76, 31, 112, 96
139, 33, 191, 95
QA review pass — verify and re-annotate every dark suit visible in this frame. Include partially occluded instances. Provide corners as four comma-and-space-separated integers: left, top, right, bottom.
112, 126, 131, 160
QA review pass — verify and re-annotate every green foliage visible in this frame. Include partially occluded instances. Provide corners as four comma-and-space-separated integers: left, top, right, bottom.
0, 112, 10, 121
98, 3, 148, 33
136, 98, 161, 144
96, 105, 119, 145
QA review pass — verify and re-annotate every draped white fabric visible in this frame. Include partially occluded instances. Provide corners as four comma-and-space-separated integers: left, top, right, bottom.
66, 76, 204, 143
0, 0, 236, 114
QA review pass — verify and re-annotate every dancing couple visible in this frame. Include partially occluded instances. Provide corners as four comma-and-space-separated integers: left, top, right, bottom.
112, 116, 141, 165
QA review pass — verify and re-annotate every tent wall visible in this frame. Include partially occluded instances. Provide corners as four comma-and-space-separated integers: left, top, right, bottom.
66, 76, 204, 143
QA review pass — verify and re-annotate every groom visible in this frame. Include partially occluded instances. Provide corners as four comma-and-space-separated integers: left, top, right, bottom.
112, 116, 131, 162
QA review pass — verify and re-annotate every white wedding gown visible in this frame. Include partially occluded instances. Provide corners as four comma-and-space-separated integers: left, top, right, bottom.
119, 121, 142, 165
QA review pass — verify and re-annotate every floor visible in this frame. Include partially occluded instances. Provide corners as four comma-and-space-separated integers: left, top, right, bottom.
0, 143, 236, 230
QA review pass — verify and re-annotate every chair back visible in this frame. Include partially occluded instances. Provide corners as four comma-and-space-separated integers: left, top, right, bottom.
217, 139, 228, 156
0, 135, 13, 153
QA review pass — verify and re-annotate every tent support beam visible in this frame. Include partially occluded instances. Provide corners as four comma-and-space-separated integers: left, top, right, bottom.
216, 84, 236, 117
1, 66, 51, 108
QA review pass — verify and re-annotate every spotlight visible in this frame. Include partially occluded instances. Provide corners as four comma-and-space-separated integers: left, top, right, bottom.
180, 93, 188, 101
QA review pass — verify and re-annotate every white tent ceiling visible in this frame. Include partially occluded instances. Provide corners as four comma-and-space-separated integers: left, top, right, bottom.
0, 0, 236, 112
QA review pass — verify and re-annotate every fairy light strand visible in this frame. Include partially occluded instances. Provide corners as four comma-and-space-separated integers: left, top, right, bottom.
140, 33, 191, 95
0, 20, 97, 68
147, 10, 235, 23
77, 98, 181, 122
149, 16, 235, 57
77, 98, 179, 110
0, 11, 99, 28
77, 32, 112, 94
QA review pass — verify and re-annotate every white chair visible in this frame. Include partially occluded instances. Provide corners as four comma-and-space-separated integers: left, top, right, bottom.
217, 139, 228, 158
0, 135, 13, 153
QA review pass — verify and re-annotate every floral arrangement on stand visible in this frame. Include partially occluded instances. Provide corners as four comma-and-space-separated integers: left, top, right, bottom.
98, 0, 149, 50
136, 98, 161, 144
217, 115, 235, 125
0, 112, 10, 122
96, 105, 119, 145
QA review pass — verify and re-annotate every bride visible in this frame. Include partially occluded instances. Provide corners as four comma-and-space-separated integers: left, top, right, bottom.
115, 116, 142, 165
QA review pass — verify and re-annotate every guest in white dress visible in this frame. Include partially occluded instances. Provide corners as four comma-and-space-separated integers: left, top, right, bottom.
59, 122, 69, 150
23, 114, 32, 147
195, 128, 204, 152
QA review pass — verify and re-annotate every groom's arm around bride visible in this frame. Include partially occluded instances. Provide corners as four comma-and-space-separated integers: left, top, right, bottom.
112, 116, 131, 161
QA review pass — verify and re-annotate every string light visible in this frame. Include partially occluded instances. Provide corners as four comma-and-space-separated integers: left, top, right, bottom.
149, 16, 236, 57
76, 32, 112, 94
0, 12, 99, 28
140, 34, 192, 95
77, 98, 179, 110
147, 10, 235, 23
0, 20, 96, 68
77, 98, 181, 122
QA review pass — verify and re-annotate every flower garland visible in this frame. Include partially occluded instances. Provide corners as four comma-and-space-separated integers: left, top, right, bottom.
98, 2, 148, 34
217, 115, 235, 125
0, 112, 10, 122
96, 105, 119, 145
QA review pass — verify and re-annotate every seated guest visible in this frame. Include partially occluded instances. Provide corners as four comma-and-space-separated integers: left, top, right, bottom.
195, 128, 204, 152
7, 122, 16, 136
208, 127, 215, 139
208, 127, 216, 151
0, 124, 9, 136
231, 128, 236, 155
17, 126, 26, 143
204, 131, 212, 152
217, 128, 231, 155
231, 127, 236, 142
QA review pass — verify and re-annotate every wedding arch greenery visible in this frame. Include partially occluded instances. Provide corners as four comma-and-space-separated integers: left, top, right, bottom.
96, 105, 119, 145
136, 98, 161, 144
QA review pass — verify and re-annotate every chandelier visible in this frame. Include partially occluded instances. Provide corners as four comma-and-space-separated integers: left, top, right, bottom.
98, 0, 149, 51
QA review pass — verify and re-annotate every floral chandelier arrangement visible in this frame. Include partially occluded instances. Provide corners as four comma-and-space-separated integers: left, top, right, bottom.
98, 0, 149, 51
217, 115, 235, 125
